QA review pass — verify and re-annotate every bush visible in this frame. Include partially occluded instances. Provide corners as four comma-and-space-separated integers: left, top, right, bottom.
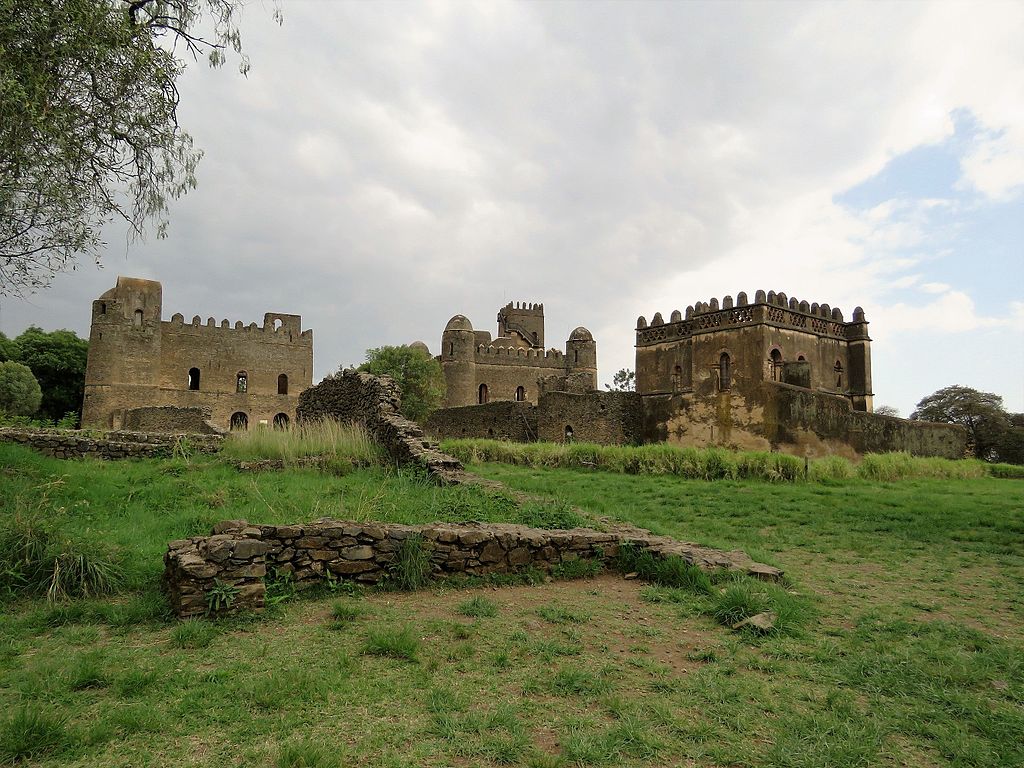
0, 361, 42, 417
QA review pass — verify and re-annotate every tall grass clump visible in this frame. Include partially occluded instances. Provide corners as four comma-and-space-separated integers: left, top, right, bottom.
857, 452, 988, 481
221, 419, 384, 464
809, 455, 856, 481
0, 705, 67, 763
0, 509, 123, 602
614, 544, 713, 595
988, 462, 1024, 479
386, 535, 433, 591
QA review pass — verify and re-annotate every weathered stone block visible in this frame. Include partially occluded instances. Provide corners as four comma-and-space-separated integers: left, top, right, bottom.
340, 545, 375, 560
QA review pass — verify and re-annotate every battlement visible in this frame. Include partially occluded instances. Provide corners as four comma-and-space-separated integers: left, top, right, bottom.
163, 312, 313, 343
473, 344, 566, 368
636, 290, 868, 347
500, 300, 544, 314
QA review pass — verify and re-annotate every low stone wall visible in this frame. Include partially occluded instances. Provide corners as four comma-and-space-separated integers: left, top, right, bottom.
122, 406, 223, 435
164, 518, 783, 618
424, 402, 538, 442
297, 370, 463, 481
0, 427, 223, 460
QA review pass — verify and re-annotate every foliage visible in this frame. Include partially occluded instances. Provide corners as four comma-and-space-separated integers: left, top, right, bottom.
205, 578, 239, 614
911, 384, 1014, 461
355, 345, 446, 422
6, 326, 88, 421
873, 404, 900, 417
0, 361, 42, 416
604, 368, 636, 392
0, 331, 16, 361
0, 0, 279, 296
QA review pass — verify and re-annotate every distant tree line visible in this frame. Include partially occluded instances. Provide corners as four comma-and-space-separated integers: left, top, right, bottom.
0, 328, 88, 425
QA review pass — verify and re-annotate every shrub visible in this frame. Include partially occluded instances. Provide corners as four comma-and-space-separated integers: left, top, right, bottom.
0, 361, 43, 417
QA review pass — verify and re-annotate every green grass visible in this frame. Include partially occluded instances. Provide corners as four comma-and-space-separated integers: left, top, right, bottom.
442, 438, 1014, 482
219, 419, 385, 464
1, 442, 1023, 767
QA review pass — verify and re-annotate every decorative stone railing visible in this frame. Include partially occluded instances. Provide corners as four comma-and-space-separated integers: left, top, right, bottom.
163, 518, 783, 618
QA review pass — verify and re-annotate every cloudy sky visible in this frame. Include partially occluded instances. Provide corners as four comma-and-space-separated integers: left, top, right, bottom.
3, 0, 1022, 415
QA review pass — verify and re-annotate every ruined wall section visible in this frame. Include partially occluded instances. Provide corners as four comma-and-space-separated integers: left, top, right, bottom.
296, 370, 463, 481
424, 402, 538, 442
82, 277, 312, 431
640, 383, 966, 459
536, 392, 644, 445
164, 518, 783, 618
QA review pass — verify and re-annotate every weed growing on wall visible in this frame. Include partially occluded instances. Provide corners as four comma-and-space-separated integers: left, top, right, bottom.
386, 535, 433, 591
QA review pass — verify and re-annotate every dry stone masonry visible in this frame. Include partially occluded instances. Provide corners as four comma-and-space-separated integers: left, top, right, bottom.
0, 427, 223, 460
296, 369, 463, 482
164, 519, 782, 618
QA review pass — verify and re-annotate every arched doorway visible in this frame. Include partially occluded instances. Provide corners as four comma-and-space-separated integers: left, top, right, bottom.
188, 367, 200, 391
515, 386, 526, 402
273, 413, 289, 429
478, 383, 489, 404
230, 412, 248, 431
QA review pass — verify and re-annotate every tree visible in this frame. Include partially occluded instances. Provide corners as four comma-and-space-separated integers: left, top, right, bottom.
605, 368, 636, 392
355, 345, 446, 423
0, 361, 43, 416
1, 0, 278, 296
910, 385, 1010, 461
12, 327, 89, 422
0, 331, 16, 362
874, 405, 900, 418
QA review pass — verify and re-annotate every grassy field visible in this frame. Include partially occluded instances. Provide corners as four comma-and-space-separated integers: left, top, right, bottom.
1, 442, 1022, 767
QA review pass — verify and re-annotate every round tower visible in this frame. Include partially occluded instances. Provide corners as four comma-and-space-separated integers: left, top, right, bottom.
440, 315, 477, 407
565, 326, 598, 389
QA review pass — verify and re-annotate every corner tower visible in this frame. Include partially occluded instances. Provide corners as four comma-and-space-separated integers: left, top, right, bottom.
440, 314, 477, 407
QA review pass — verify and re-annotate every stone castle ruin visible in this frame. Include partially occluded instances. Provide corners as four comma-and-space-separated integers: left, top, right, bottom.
439, 301, 597, 407
77, 277, 964, 460
426, 290, 966, 459
81, 277, 312, 432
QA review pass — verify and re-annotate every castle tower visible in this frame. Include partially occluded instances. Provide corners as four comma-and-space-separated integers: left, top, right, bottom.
565, 326, 598, 387
82, 277, 164, 427
497, 301, 544, 348
846, 307, 873, 412
440, 315, 477, 407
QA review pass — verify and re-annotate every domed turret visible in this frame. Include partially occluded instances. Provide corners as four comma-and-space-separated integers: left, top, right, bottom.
408, 340, 431, 356
444, 314, 474, 333
568, 326, 593, 342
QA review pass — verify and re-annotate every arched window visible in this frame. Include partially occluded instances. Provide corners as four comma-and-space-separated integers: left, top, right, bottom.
133, 309, 143, 327
236, 371, 248, 393
273, 413, 289, 429
188, 367, 200, 391
574, 349, 579, 363
770, 349, 783, 382
564, 425, 574, 442
278, 374, 288, 395
719, 352, 731, 391
672, 364, 683, 393
448, 342, 454, 356
230, 412, 248, 431
478, 383, 489, 404
515, 386, 526, 402
797, 355, 806, 362
834, 360, 843, 388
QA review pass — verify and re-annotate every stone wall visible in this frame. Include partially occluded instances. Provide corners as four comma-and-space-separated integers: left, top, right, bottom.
296, 370, 463, 481
0, 427, 223, 460
536, 391, 644, 445
122, 406, 223, 434
424, 402, 538, 442
640, 383, 967, 459
164, 518, 783, 618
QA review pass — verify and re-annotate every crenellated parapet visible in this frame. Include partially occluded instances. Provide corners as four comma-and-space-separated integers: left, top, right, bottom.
474, 345, 566, 368
636, 291, 867, 347
163, 312, 313, 344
